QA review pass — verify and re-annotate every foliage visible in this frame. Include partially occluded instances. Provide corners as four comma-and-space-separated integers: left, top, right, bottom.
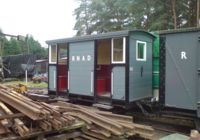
74, 0, 199, 35
74, 0, 92, 35
26, 35, 47, 59
3, 38, 21, 55
0, 32, 47, 59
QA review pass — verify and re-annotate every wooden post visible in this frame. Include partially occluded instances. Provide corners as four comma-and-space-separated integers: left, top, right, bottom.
0, 40, 4, 80
25, 70, 28, 85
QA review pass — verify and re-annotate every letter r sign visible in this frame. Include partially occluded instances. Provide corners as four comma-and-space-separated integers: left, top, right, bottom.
181, 51, 187, 60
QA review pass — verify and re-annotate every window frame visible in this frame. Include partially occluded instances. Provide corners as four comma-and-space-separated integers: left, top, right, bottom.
136, 40, 147, 61
58, 45, 68, 64
49, 45, 57, 64
111, 37, 126, 64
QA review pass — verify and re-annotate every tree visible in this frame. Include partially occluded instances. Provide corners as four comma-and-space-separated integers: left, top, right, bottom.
0, 29, 47, 59
198, 0, 200, 27
171, 0, 177, 29
74, 0, 93, 35
3, 38, 21, 55
73, 0, 200, 35
186, 0, 198, 27
26, 35, 47, 59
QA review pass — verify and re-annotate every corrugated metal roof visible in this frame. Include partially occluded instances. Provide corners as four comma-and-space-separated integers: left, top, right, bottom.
46, 29, 154, 45
157, 27, 200, 35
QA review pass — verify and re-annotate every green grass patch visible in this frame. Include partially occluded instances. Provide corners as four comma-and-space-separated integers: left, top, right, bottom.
3, 80, 47, 88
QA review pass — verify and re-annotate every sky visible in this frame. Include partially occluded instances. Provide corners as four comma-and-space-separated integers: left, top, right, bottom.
0, 0, 78, 47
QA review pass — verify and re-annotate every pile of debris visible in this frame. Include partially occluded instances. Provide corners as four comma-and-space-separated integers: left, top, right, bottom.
7, 83, 28, 94
0, 84, 154, 139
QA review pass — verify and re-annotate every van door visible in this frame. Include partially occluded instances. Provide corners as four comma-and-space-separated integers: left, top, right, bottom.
112, 66, 125, 100
164, 32, 198, 110
129, 38, 152, 102
68, 41, 95, 96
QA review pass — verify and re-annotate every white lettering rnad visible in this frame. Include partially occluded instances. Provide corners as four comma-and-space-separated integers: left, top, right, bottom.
71, 55, 92, 62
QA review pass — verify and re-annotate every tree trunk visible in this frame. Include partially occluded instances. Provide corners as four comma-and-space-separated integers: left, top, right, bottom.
171, 0, 177, 29
197, 0, 200, 27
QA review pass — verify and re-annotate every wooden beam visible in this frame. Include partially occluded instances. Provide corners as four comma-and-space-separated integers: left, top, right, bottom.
0, 101, 29, 136
0, 113, 25, 120
0, 90, 48, 120
46, 131, 82, 140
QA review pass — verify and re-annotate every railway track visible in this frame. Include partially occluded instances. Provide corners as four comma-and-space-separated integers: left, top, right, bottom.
131, 112, 194, 139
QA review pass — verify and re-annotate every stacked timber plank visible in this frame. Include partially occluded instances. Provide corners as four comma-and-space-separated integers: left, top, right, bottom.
0, 86, 50, 120
0, 84, 154, 139
53, 101, 155, 139
0, 84, 82, 138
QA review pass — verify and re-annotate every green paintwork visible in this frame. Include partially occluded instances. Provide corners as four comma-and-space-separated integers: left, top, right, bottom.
152, 33, 160, 89
152, 33, 160, 57
153, 57, 159, 88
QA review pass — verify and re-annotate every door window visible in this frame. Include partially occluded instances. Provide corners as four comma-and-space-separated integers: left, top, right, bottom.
136, 40, 146, 61
112, 37, 126, 63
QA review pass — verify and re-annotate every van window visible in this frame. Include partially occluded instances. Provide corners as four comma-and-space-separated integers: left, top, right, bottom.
136, 41, 146, 61
49, 45, 57, 63
112, 37, 126, 63
58, 45, 68, 64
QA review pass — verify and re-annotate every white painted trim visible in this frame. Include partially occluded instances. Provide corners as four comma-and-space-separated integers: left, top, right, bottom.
91, 71, 93, 93
123, 37, 126, 63
68, 71, 69, 90
53, 70, 56, 89
111, 37, 126, 64
136, 40, 147, 61
111, 72, 114, 96
153, 71, 159, 74
111, 39, 114, 63
49, 45, 51, 63
49, 45, 57, 64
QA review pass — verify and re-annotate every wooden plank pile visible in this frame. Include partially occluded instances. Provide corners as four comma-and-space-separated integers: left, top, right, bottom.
0, 84, 83, 138
0, 84, 155, 139
53, 101, 155, 140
